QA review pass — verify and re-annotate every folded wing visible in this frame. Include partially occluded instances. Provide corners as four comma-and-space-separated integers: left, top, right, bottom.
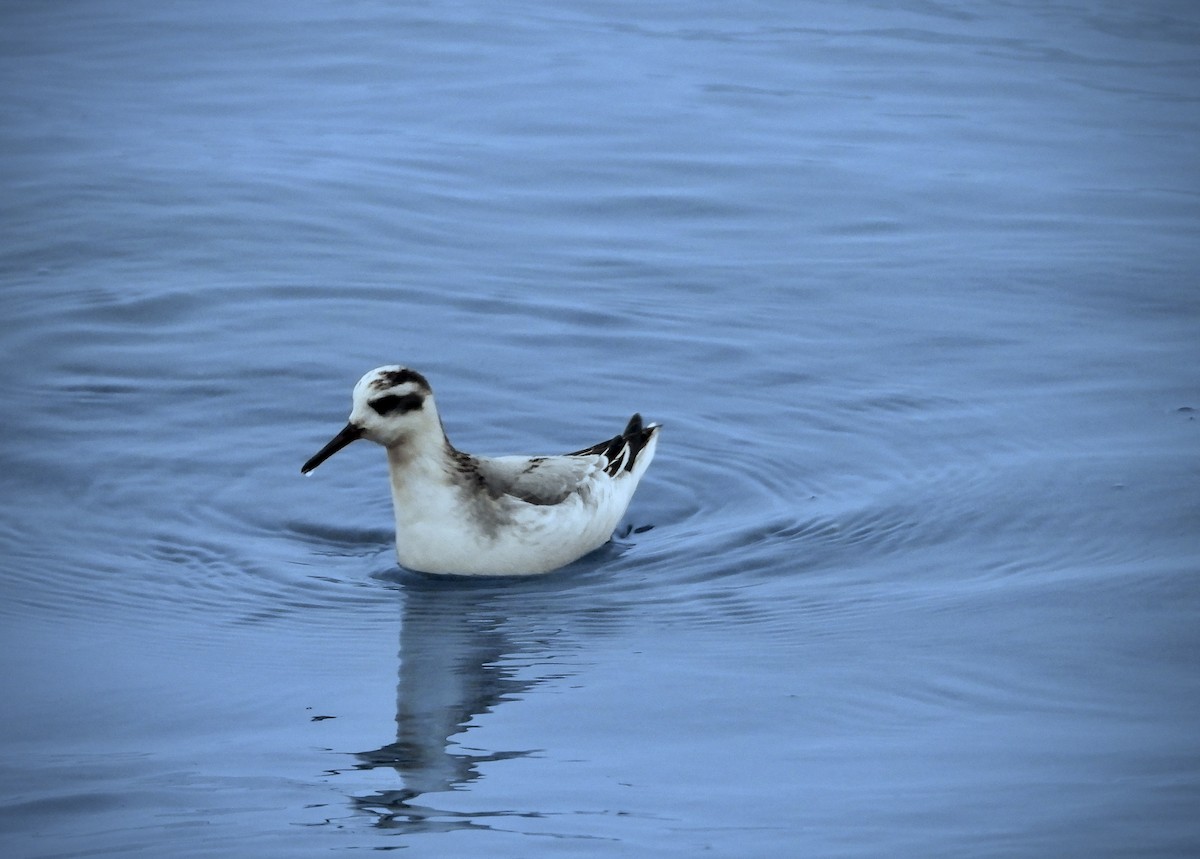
478, 454, 602, 506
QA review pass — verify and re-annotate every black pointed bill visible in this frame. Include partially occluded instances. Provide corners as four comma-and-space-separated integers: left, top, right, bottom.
301, 423, 363, 474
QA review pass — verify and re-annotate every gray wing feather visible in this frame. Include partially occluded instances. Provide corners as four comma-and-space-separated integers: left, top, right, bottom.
477, 455, 601, 506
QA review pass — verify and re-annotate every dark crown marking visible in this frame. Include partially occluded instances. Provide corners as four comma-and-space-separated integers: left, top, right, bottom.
370, 368, 431, 393
369, 392, 425, 416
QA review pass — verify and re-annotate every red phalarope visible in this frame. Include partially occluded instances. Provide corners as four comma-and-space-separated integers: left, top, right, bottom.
302, 366, 661, 576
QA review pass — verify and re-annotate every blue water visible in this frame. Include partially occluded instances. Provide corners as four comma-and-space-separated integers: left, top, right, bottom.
2, 1, 1198, 856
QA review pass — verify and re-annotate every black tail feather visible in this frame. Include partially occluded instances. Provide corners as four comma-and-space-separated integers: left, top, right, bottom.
570, 413, 659, 476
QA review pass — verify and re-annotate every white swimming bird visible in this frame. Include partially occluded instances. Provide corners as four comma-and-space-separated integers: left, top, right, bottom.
301, 366, 661, 576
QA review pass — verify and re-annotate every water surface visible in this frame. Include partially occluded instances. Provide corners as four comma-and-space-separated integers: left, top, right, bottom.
1, 1, 1198, 856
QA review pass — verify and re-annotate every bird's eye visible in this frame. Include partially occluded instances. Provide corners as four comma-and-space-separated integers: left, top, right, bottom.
369, 393, 424, 416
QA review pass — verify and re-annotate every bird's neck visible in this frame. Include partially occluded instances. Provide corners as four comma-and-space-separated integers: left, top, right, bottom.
384, 423, 470, 495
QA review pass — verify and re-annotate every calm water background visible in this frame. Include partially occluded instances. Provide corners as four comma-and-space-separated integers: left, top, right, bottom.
2, 1, 1198, 856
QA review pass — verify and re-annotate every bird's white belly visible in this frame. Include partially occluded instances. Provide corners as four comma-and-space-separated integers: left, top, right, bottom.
389, 480, 623, 575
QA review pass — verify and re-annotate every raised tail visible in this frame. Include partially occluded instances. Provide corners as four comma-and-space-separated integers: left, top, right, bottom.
570, 413, 661, 478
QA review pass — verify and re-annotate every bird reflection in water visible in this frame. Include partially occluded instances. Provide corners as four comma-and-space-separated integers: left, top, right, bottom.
349, 577, 576, 833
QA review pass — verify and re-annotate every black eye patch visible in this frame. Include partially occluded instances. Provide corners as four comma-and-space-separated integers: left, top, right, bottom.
369, 393, 424, 416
